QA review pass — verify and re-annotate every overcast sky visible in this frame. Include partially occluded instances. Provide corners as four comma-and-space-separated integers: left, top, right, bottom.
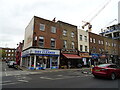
0, 0, 119, 48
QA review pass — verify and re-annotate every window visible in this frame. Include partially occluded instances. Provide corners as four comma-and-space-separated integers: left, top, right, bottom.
51, 26, 56, 33
51, 38, 55, 48
39, 24, 45, 31
39, 36, 44, 48
85, 46, 87, 52
84, 36, 87, 42
90, 38, 92, 43
80, 35, 82, 41
52, 57, 58, 66
63, 30, 67, 36
93, 39, 96, 43
63, 40, 67, 48
80, 45, 83, 51
101, 41, 103, 45
8, 54, 10, 56
108, 43, 110, 46
71, 42, 75, 49
71, 32, 74, 37
106, 42, 108, 46
98, 40, 101, 44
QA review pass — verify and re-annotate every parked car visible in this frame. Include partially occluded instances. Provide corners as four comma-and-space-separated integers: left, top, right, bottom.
92, 64, 120, 80
7, 61, 17, 68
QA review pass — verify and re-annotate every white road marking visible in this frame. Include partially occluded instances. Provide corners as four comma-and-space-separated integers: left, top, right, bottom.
2, 81, 11, 83
18, 80, 29, 82
5, 72, 8, 76
1, 82, 17, 86
57, 75, 63, 76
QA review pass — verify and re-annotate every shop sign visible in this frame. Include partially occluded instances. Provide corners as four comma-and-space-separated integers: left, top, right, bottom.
80, 53, 89, 57
91, 54, 99, 59
22, 48, 60, 56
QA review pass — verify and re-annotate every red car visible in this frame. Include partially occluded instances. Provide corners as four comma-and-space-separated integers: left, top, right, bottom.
92, 64, 120, 80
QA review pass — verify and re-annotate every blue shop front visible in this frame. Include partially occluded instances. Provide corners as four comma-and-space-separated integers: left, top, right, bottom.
21, 48, 60, 70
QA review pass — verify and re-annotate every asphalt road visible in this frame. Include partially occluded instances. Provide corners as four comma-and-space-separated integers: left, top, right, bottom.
1, 61, 120, 89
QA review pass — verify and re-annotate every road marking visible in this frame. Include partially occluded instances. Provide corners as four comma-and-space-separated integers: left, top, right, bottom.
2, 81, 11, 83
18, 80, 29, 82
4, 69, 6, 71
57, 75, 63, 76
5, 72, 8, 76
1, 82, 17, 86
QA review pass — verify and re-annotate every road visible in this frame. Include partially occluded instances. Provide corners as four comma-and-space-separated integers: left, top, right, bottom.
1, 61, 120, 89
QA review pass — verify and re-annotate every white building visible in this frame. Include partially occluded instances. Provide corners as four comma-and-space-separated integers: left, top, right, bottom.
77, 29, 91, 66
118, 1, 120, 23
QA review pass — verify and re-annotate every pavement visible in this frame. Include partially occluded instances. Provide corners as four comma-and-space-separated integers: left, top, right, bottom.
17, 65, 92, 74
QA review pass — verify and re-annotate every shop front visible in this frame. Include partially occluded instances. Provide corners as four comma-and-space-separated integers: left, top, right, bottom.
91, 53, 99, 66
21, 48, 60, 70
79, 52, 92, 67
60, 53, 82, 68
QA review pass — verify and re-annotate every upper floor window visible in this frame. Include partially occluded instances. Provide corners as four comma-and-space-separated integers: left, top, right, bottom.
71, 42, 75, 49
39, 36, 44, 48
90, 38, 92, 43
63, 30, 67, 36
93, 39, 96, 43
98, 40, 101, 44
80, 45, 83, 51
80, 35, 82, 41
63, 40, 67, 48
101, 41, 103, 45
39, 24, 45, 31
51, 26, 56, 33
51, 38, 55, 48
85, 46, 87, 52
106, 41, 108, 46
71, 32, 74, 37
84, 36, 87, 42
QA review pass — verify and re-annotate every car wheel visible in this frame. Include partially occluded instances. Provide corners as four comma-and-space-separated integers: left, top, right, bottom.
111, 73, 116, 80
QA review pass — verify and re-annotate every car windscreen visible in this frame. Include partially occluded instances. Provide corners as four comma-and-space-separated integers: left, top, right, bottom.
97, 64, 110, 67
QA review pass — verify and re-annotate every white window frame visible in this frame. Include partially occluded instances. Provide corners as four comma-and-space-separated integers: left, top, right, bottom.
39, 36, 44, 48
71, 32, 74, 38
63, 30, 67, 36
71, 42, 75, 49
40, 23, 45, 31
51, 26, 56, 33
80, 35, 82, 41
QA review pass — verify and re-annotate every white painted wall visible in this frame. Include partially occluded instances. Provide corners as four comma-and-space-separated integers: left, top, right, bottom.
118, 1, 120, 23
78, 29, 89, 52
23, 17, 34, 50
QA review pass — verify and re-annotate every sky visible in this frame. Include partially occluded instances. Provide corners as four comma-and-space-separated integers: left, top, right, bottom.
0, 0, 119, 48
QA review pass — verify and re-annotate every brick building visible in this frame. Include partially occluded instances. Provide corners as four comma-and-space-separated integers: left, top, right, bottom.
16, 40, 24, 65
21, 16, 61, 70
0, 47, 16, 61
57, 21, 80, 68
89, 32, 105, 65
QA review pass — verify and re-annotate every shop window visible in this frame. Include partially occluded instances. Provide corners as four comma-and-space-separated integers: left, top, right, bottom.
39, 36, 44, 48
39, 24, 45, 31
51, 26, 56, 33
51, 38, 55, 48
52, 57, 58, 66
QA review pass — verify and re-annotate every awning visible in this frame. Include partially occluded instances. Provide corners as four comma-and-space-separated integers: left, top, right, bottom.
63, 54, 82, 59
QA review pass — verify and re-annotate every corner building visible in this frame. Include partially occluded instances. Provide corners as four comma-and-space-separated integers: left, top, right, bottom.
21, 16, 61, 70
